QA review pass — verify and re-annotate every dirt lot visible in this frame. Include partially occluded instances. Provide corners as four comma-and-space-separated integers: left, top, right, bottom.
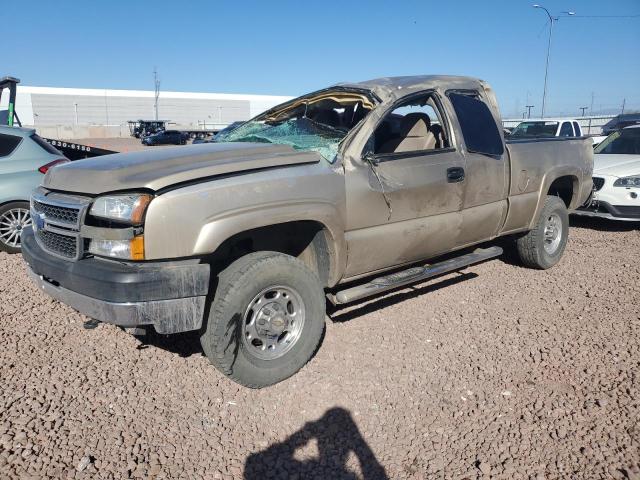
1, 217, 639, 480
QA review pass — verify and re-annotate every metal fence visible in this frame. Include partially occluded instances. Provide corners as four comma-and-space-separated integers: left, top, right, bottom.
502, 116, 615, 135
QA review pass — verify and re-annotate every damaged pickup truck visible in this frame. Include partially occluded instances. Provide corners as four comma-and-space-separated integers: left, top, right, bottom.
22, 76, 593, 387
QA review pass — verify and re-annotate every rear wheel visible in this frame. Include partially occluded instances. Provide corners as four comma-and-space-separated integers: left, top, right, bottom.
516, 195, 569, 269
0, 202, 32, 254
200, 251, 326, 388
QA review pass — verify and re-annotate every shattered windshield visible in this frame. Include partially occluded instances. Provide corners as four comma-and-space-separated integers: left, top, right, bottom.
215, 118, 346, 161
214, 89, 375, 162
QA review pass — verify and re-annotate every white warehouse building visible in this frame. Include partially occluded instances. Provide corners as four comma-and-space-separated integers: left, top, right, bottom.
6, 85, 292, 139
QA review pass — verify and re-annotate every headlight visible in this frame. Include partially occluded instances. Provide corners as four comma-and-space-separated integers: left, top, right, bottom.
90, 194, 153, 224
89, 236, 145, 260
613, 176, 640, 187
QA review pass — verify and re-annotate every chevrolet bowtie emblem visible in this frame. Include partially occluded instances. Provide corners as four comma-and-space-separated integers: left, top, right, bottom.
34, 213, 45, 232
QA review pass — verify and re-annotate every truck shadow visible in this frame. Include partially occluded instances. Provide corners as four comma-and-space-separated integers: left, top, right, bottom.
137, 271, 483, 355
244, 407, 388, 480
135, 329, 204, 358
569, 215, 639, 232
327, 271, 478, 323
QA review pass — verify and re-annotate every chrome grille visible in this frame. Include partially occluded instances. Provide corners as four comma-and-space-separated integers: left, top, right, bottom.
36, 229, 78, 259
32, 200, 79, 225
592, 177, 605, 191
31, 189, 90, 261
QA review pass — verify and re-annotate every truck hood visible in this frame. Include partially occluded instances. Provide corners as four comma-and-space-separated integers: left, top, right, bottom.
594, 154, 640, 177
44, 142, 321, 194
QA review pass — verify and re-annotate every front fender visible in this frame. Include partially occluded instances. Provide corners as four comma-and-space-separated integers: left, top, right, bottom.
194, 201, 346, 286
143, 162, 347, 284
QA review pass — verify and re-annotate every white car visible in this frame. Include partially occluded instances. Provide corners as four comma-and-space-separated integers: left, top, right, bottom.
575, 125, 640, 221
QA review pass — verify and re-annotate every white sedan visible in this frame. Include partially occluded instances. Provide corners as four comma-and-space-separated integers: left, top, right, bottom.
575, 125, 640, 221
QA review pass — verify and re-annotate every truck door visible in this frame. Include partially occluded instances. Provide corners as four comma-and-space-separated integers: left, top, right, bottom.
343, 91, 466, 277
446, 92, 508, 246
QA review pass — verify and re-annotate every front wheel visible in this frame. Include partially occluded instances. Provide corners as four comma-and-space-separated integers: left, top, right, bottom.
516, 195, 569, 269
0, 202, 32, 254
200, 251, 326, 388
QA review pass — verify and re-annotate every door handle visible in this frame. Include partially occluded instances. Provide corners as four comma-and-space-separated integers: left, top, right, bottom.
447, 167, 465, 183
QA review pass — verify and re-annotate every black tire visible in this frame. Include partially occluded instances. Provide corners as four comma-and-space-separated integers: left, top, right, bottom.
516, 195, 569, 269
200, 251, 326, 388
0, 202, 31, 254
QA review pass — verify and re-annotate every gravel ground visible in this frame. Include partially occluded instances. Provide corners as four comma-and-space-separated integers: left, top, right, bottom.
1, 217, 639, 479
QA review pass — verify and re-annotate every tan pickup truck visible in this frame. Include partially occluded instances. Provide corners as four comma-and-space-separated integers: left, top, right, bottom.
22, 76, 593, 387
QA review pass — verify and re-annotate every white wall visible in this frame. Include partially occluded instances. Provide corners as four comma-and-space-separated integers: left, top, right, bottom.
12, 85, 292, 134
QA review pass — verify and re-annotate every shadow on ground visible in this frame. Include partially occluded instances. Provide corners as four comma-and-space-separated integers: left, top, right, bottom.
328, 271, 478, 323
570, 215, 639, 232
244, 407, 388, 480
135, 329, 204, 358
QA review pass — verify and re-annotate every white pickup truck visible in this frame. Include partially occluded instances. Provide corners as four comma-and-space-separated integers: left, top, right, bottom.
509, 118, 583, 139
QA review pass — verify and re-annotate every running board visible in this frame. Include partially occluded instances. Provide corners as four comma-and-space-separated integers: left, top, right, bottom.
332, 246, 503, 305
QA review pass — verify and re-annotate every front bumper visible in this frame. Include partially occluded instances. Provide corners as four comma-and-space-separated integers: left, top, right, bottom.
573, 175, 640, 221
574, 202, 640, 221
21, 227, 210, 334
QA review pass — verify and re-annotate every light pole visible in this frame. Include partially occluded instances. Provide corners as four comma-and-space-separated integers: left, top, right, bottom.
579, 106, 588, 116
525, 105, 535, 118
532, 5, 574, 118
153, 68, 160, 121
73, 102, 78, 125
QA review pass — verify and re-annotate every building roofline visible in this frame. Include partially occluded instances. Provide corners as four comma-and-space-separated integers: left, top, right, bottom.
17, 85, 292, 102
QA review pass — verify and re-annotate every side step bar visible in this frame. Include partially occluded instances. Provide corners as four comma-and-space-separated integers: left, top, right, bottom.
332, 246, 503, 305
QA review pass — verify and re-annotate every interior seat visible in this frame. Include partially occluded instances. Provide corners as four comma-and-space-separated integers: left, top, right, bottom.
378, 113, 436, 153
429, 123, 446, 149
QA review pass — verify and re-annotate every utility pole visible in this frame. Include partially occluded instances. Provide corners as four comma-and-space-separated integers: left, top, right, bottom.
621, 98, 626, 114
589, 92, 595, 115
525, 105, 535, 118
153, 68, 161, 121
532, 5, 575, 118
579, 106, 588, 116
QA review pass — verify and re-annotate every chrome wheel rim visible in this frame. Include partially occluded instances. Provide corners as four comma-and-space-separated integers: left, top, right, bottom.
543, 212, 562, 254
0, 208, 32, 249
242, 285, 306, 361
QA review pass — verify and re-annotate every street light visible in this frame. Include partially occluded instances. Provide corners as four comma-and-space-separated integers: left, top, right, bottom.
532, 4, 575, 118
525, 105, 535, 119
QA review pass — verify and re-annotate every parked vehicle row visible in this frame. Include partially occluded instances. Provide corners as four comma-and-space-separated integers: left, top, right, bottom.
21, 75, 594, 388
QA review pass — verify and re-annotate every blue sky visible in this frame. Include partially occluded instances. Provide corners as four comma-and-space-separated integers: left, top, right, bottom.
5, 0, 639, 117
